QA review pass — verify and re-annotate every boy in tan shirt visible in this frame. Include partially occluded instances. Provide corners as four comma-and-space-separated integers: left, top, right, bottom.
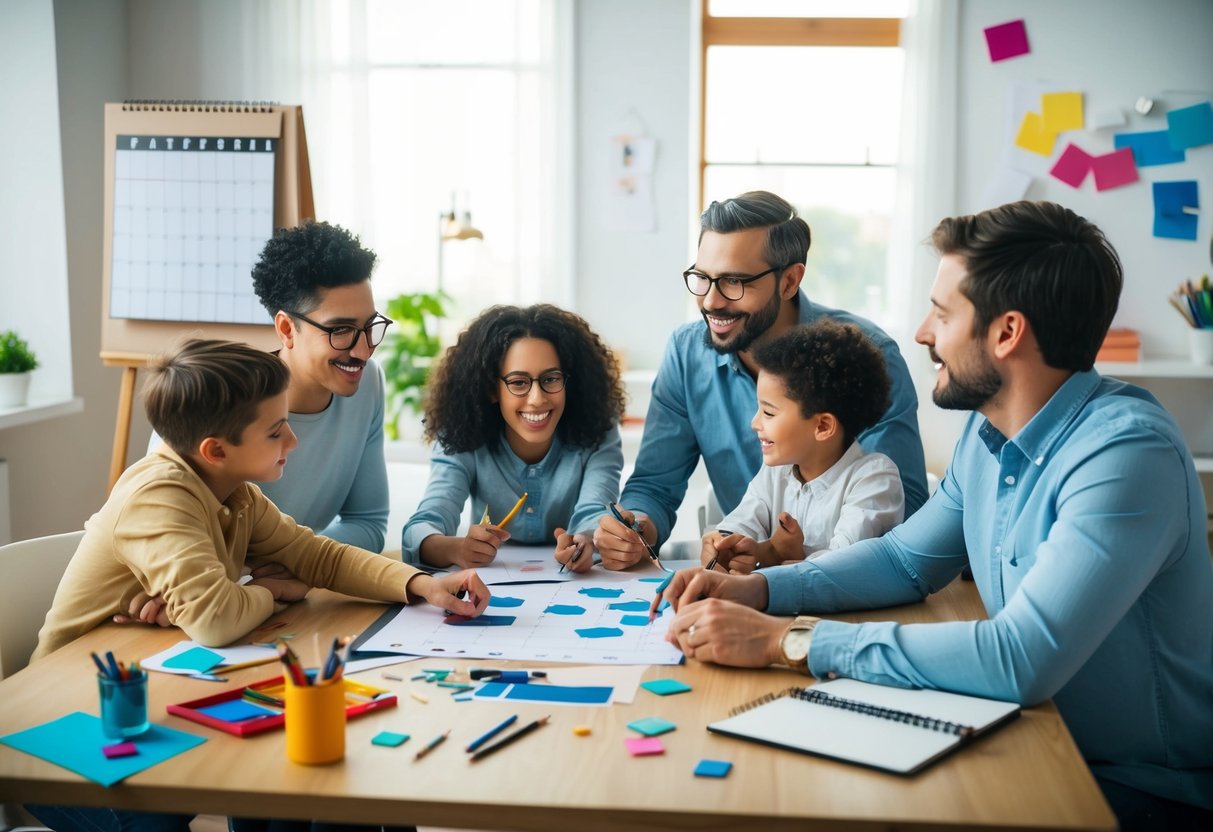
33, 339, 489, 662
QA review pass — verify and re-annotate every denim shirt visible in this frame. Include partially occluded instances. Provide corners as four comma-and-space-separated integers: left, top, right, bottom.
621, 291, 928, 545
765, 371, 1213, 808
401, 427, 623, 565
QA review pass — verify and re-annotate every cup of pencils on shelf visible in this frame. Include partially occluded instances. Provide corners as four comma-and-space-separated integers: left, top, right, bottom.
1169, 276, 1213, 365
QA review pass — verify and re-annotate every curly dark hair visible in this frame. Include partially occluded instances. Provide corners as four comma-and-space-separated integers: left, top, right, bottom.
425, 304, 626, 453
251, 220, 377, 318
753, 320, 890, 448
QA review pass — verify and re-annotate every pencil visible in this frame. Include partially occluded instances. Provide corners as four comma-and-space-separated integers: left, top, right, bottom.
498, 492, 528, 529
704, 529, 733, 572
220, 654, 281, 674
414, 729, 450, 761
469, 715, 550, 762
465, 714, 519, 752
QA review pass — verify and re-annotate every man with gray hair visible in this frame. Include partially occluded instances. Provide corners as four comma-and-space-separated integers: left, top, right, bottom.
596, 191, 927, 566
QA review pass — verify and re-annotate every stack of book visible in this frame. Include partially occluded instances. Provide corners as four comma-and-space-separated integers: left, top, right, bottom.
1096, 328, 1140, 362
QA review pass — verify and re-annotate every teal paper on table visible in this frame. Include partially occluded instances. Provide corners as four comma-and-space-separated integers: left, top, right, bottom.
161, 645, 224, 673
0, 711, 206, 787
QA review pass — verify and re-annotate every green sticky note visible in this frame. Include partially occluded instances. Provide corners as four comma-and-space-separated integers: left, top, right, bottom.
626, 717, 676, 737
371, 731, 409, 747
640, 678, 692, 696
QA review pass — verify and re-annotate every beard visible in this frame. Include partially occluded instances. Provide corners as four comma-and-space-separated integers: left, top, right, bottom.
930, 347, 1003, 411
701, 289, 782, 354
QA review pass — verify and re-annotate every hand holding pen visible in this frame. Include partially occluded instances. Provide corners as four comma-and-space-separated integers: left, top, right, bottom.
594, 502, 661, 571
553, 527, 591, 574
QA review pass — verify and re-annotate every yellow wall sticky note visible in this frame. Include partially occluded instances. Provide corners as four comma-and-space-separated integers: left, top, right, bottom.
1042, 92, 1084, 133
1015, 112, 1057, 156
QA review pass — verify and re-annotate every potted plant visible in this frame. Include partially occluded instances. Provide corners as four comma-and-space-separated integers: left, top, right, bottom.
0, 329, 38, 408
379, 291, 448, 441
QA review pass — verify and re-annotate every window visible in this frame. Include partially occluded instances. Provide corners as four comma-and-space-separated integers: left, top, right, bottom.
700, 1, 906, 325
302, 0, 567, 328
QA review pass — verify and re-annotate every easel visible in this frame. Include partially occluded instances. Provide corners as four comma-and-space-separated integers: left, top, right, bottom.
100, 102, 314, 493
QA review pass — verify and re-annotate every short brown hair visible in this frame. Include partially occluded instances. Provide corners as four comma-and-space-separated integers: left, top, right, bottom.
143, 339, 290, 454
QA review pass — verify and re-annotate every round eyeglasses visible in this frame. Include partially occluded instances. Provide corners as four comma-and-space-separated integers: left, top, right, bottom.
500, 371, 569, 397
285, 310, 394, 351
682, 264, 788, 301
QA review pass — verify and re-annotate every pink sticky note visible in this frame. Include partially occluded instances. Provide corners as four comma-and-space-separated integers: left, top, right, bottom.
625, 737, 665, 756
1091, 147, 1139, 191
102, 741, 138, 759
984, 20, 1030, 62
1050, 143, 1093, 188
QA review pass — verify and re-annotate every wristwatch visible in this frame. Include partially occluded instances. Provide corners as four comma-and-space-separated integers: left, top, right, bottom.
779, 615, 820, 674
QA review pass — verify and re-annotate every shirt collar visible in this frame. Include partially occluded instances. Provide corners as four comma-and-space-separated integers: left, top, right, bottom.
802, 440, 866, 491
977, 369, 1102, 465
496, 432, 563, 471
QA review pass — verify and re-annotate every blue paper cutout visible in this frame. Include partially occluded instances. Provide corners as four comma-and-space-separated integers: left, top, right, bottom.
544, 604, 586, 615
474, 682, 613, 705
619, 614, 649, 626
575, 626, 624, 639
1166, 101, 1213, 150
1153, 180, 1199, 240
445, 614, 517, 627
488, 596, 525, 608
578, 587, 624, 598
197, 700, 277, 722
162, 646, 224, 673
608, 600, 650, 612
1113, 130, 1185, 166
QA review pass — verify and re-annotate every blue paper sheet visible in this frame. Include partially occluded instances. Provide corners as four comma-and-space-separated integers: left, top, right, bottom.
197, 700, 278, 722
1113, 130, 1185, 166
474, 681, 614, 705
1166, 101, 1213, 150
1, 712, 205, 787
1153, 180, 1199, 240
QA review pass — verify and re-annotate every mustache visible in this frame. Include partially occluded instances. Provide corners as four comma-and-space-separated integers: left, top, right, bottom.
928, 348, 942, 365
332, 358, 367, 367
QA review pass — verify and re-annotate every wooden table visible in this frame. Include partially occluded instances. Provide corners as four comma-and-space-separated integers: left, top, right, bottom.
0, 578, 1115, 831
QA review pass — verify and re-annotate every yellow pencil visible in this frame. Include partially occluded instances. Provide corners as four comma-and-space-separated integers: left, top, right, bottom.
498, 492, 528, 529
220, 654, 282, 674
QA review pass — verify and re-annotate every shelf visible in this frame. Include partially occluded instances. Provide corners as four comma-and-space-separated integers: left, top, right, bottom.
1194, 456, 1213, 474
0, 396, 83, 431
1096, 359, 1213, 378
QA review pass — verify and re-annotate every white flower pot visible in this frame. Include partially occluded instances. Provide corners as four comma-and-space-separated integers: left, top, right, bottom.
0, 372, 32, 408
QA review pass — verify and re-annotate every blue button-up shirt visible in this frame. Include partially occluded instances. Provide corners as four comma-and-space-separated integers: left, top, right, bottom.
401, 428, 623, 565
622, 291, 928, 545
766, 371, 1213, 808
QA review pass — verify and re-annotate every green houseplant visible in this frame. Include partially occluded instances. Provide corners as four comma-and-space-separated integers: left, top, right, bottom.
0, 329, 38, 408
379, 291, 448, 440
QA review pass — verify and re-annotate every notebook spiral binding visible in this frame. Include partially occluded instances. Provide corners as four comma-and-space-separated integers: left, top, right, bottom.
122, 100, 278, 113
731, 687, 975, 738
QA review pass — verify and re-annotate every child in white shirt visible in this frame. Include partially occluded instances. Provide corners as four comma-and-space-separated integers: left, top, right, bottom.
702, 320, 904, 573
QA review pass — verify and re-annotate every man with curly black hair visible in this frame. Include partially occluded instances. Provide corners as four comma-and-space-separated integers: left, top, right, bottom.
702, 320, 903, 574
250, 220, 391, 553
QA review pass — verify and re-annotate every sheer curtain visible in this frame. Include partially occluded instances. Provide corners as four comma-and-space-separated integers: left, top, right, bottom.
237, 0, 570, 322
886, 0, 963, 472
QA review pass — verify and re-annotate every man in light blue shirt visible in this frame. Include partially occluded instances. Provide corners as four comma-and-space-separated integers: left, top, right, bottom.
657, 201, 1213, 828
596, 191, 927, 565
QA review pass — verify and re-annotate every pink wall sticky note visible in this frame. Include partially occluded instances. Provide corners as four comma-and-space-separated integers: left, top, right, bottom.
1091, 147, 1139, 191
625, 737, 665, 756
1050, 143, 1093, 188
984, 20, 1030, 62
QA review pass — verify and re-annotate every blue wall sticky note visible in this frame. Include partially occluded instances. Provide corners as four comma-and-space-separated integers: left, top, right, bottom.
0, 712, 205, 787
544, 604, 586, 615
1153, 180, 1200, 240
575, 626, 624, 639
488, 596, 524, 608
694, 759, 733, 778
197, 700, 277, 722
162, 646, 224, 673
608, 600, 651, 612
1113, 130, 1185, 166
641, 678, 692, 696
1166, 101, 1213, 150
627, 716, 677, 736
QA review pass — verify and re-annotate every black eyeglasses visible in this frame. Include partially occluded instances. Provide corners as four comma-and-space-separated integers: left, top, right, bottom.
682, 264, 788, 301
284, 310, 394, 351
500, 371, 569, 397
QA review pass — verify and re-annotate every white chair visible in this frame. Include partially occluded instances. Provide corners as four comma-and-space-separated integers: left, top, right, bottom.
0, 529, 83, 681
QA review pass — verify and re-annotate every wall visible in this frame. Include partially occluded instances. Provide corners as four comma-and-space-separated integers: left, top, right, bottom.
0, 0, 127, 541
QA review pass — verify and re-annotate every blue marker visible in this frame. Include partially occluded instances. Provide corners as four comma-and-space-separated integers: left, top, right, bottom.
465, 714, 519, 753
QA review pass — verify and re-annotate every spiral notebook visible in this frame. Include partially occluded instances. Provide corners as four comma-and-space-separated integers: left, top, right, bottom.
708, 678, 1020, 775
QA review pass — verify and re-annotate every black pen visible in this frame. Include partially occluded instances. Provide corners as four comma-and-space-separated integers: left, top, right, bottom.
705, 529, 733, 572
469, 715, 550, 762
607, 502, 659, 563
558, 540, 585, 574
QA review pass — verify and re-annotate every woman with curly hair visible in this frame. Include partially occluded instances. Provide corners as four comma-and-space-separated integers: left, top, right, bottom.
701, 319, 905, 574
401, 304, 627, 572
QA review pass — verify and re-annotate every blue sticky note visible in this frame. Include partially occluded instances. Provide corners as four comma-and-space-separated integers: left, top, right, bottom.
197, 700, 277, 722
575, 626, 624, 639
627, 717, 677, 737
619, 614, 649, 626
488, 596, 524, 608
578, 587, 624, 598
640, 678, 692, 696
371, 731, 410, 747
1153, 181, 1199, 240
0, 712, 205, 787
608, 600, 650, 612
162, 646, 224, 673
544, 604, 586, 615
694, 759, 733, 778
1167, 101, 1213, 150
1113, 131, 1185, 166
445, 614, 516, 627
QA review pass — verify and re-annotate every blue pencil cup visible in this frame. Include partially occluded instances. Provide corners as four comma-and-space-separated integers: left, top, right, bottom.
98, 672, 149, 739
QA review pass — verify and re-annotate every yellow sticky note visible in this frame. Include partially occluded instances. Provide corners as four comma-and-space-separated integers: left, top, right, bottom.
1015, 112, 1057, 156
1042, 92, 1084, 133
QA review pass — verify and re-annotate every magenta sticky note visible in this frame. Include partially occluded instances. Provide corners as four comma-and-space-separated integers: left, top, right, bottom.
1050, 143, 1093, 188
625, 737, 665, 756
1091, 148, 1139, 191
984, 20, 1030, 62
102, 741, 138, 759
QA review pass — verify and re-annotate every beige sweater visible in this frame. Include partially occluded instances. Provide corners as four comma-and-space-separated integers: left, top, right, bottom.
34, 446, 420, 661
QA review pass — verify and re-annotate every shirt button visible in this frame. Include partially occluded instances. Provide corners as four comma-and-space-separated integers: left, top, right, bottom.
221, 507, 230, 516
995, 545, 1002, 555
1004, 475, 1015, 485
526, 507, 535, 514
825, 671, 839, 680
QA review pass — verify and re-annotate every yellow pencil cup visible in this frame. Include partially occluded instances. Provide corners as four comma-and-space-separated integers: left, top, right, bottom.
284, 677, 346, 765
